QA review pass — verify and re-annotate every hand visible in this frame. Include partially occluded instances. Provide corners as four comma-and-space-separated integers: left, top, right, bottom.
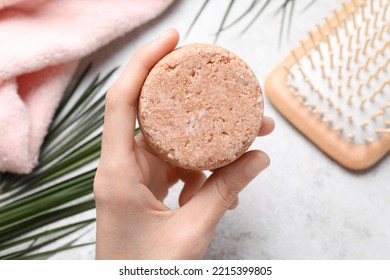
94, 29, 275, 259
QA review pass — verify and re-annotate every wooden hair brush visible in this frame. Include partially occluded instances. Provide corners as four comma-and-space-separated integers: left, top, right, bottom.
265, 0, 390, 170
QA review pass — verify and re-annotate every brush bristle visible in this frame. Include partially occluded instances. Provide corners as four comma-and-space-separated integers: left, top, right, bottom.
286, 0, 389, 145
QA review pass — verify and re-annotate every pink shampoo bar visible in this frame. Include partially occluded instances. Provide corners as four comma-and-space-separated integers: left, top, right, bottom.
138, 43, 263, 170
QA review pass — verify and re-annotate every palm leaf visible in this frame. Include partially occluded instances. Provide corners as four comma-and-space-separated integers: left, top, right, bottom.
186, 0, 319, 45
214, 0, 236, 43
0, 64, 118, 259
0, 220, 94, 259
185, 0, 210, 39
241, 0, 272, 34
220, 0, 258, 32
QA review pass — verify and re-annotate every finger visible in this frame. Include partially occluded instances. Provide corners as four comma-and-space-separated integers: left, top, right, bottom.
258, 116, 275, 136
228, 197, 239, 210
177, 169, 207, 206
183, 150, 270, 225
101, 29, 180, 160
134, 132, 179, 191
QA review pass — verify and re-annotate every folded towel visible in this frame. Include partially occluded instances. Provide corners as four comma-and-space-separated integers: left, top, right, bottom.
0, 0, 174, 174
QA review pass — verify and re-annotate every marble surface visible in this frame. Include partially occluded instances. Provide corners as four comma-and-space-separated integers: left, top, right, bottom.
51, 0, 390, 259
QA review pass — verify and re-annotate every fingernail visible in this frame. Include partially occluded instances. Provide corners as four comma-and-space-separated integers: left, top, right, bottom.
263, 116, 274, 123
245, 152, 270, 178
158, 28, 174, 39
229, 198, 239, 210
258, 151, 271, 166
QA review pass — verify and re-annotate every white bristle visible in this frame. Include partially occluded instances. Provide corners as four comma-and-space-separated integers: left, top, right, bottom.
312, 109, 324, 117
326, 35, 333, 52
342, 2, 349, 14
357, 82, 364, 95
375, 128, 390, 134
378, 24, 386, 41
283, 66, 295, 79
327, 76, 333, 89
335, 25, 341, 44
354, 47, 361, 63
364, 136, 374, 143
322, 118, 332, 126
370, 90, 381, 101
324, 16, 333, 33
359, 98, 368, 110
334, 9, 342, 25
320, 64, 327, 78
335, 106, 343, 115
287, 0, 390, 145
364, 19, 370, 36
292, 51, 301, 66
370, 31, 378, 48
346, 55, 353, 70
309, 27, 324, 42
326, 96, 334, 107
314, 89, 324, 99
338, 65, 343, 79
383, 3, 389, 21
337, 85, 343, 97
300, 41, 307, 55
339, 44, 344, 60
307, 52, 315, 69
362, 38, 370, 55
317, 43, 324, 60
373, 48, 382, 63
293, 92, 307, 100
381, 103, 390, 110
367, 74, 376, 87
329, 52, 335, 68
297, 66, 306, 77
352, 10, 358, 28
347, 133, 355, 140
371, 110, 384, 121
355, 66, 363, 80
287, 83, 298, 91
304, 102, 316, 109
347, 74, 353, 88
373, 11, 379, 29
348, 35, 353, 52
364, 57, 372, 71
348, 114, 354, 124
306, 77, 315, 90
361, 4, 366, 21
361, 120, 369, 129
356, 27, 361, 43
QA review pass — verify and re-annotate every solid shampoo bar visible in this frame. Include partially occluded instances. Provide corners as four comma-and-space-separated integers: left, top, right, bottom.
138, 43, 263, 170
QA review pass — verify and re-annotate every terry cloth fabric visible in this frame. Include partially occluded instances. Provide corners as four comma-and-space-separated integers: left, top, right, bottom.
0, 0, 174, 174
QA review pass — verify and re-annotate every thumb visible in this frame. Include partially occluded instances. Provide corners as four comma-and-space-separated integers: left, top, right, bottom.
183, 150, 270, 225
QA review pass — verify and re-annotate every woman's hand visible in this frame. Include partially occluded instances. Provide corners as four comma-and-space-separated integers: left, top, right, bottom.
94, 29, 274, 259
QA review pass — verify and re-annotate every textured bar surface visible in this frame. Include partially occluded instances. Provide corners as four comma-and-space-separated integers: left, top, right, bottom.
138, 43, 263, 170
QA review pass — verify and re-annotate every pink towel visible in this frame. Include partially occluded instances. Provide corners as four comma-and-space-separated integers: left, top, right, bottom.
0, 0, 174, 174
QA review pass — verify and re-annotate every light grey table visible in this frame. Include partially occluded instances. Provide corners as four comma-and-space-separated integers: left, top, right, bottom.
52, 0, 390, 259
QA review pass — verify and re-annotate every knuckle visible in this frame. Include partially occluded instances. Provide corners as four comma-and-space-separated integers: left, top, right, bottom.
105, 83, 137, 115
105, 85, 122, 111
93, 169, 111, 204
214, 174, 240, 209
93, 169, 130, 208
93, 160, 140, 207
104, 91, 116, 111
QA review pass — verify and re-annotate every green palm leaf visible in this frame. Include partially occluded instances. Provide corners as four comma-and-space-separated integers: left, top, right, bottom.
0, 64, 118, 259
186, 0, 318, 46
